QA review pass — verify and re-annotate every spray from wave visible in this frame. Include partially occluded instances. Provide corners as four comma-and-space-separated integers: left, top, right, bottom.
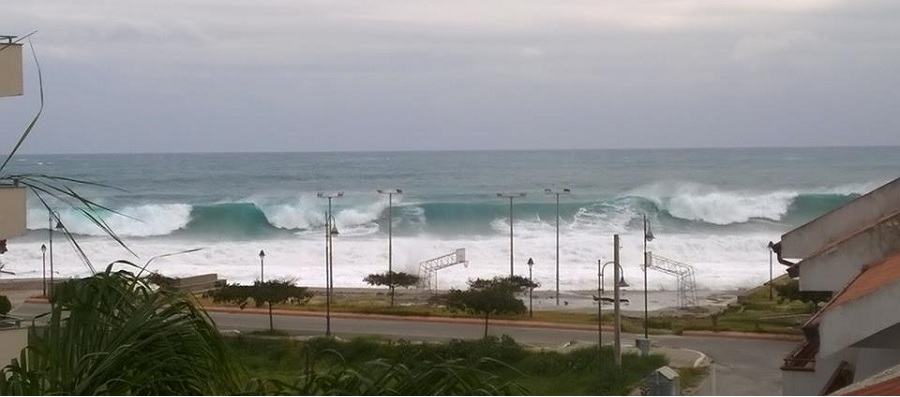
23, 182, 865, 238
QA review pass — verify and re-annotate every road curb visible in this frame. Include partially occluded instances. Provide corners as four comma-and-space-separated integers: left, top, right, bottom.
21, 298, 803, 342
681, 330, 803, 342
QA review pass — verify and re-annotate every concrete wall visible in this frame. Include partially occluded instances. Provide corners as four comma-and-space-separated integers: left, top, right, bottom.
855, 323, 900, 350
781, 178, 900, 259
820, 282, 900, 357
0, 187, 27, 240
855, 348, 900, 381
0, 44, 23, 97
799, 213, 900, 291
0, 328, 27, 368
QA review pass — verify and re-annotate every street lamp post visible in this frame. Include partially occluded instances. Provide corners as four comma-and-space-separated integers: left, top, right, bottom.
642, 215, 655, 340
767, 241, 775, 300
497, 193, 526, 277
544, 188, 570, 306
317, 192, 343, 337
377, 189, 402, 306
598, 234, 628, 367
259, 250, 266, 282
527, 257, 535, 317
40, 244, 46, 297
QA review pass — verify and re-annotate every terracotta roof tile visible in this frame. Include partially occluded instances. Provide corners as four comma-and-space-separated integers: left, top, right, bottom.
831, 252, 900, 308
837, 370, 900, 395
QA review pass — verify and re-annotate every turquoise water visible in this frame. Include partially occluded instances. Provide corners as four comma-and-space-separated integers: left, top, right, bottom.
3, 147, 897, 290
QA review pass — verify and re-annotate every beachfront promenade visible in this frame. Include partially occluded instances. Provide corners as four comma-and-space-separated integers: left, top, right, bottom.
9, 300, 795, 395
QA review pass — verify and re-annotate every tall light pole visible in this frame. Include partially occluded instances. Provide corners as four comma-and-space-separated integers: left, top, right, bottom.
642, 215, 655, 340
317, 192, 343, 337
258, 250, 266, 282
527, 257, 535, 318
377, 189, 402, 306
767, 241, 775, 300
40, 244, 46, 297
544, 188, 570, 306
598, 235, 628, 367
497, 192, 526, 276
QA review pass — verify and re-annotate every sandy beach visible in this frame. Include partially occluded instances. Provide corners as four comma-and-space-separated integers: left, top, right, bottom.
1, 276, 739, 317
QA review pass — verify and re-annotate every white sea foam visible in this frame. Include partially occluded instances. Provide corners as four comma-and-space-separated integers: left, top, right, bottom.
4, 226, 782, 292
26, 204, 192, 237
630, 182, 794, 225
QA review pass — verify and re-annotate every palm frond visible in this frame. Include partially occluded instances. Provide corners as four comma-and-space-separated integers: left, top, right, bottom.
0, 39, 44, 173
0, 268, 245, 395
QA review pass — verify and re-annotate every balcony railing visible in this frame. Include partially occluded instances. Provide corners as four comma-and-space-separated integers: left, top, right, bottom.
782, 339, 818, 372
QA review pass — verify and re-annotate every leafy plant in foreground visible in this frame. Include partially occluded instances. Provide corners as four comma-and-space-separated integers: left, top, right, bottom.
0, 266, 243, 395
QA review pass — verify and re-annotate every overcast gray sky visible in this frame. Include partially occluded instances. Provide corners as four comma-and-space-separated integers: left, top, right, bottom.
3, 0, 900, 153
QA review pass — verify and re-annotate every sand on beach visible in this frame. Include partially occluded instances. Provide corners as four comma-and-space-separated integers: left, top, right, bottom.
1, 277, 739, 318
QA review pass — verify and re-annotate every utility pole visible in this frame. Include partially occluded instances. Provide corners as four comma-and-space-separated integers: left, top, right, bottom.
613, 234, 622, 367
497, 193, 525, 276
378, 189, 402, 306
544, 188, 570, 305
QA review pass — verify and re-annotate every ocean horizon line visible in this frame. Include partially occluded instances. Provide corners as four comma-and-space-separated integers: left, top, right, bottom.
8, 144, 899, 157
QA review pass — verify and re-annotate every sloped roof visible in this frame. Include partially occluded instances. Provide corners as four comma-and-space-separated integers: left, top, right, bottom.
831, 252, 900, 308
803, 251, 900, 329
834, 363, 900, 395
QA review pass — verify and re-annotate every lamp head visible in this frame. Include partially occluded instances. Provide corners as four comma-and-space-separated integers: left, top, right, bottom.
41, 244, 46, 253
527, 257, 534, 266
259, 250, 265, 258
616, 274, 630, 288
330, 224, 340, 236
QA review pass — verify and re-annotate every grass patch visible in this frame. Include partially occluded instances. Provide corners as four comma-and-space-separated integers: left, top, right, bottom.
677, 366, 708, 393
226, 335, 667, 395
249, 329, 292, 337
198, 274, 812, 336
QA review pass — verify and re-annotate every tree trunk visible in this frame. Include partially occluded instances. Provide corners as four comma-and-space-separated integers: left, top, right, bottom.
268, 301, 274, 331
484, 312, 489, 338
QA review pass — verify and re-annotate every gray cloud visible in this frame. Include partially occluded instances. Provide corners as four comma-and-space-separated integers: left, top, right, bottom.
1, 0, 899, 153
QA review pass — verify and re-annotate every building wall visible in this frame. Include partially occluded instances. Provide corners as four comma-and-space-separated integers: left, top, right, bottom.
820, 282, 900, 356
855, 348, 900, 381
0, 43, 23, 97
0, 187, 27, 240
781, 178, 900, 259
800, 213, 900, 292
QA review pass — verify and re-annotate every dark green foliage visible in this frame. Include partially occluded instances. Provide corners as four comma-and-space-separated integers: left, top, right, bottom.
364, 271, 421, 306
442, 276, 539, 337
228, 335, 667, 395
775, 279, 833, 312
244, 356, 524, 396
0, 267, 243, 395
0, 295, 10, 315
205, 279, 313, 331
363, 271, 420, 289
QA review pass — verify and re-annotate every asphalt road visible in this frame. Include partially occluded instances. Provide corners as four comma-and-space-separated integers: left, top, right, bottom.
12, 303, 795, 395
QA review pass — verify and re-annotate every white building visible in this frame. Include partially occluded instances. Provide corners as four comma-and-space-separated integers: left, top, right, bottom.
776, 177, 900, 395
1, 37, 28, 246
